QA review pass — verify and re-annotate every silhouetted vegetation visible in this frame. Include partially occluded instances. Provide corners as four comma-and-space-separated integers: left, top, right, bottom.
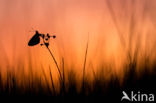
0, 60, 156, 103
1, 1, 156, 103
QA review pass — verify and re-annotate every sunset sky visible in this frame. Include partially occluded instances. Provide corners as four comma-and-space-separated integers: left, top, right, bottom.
0, 0, 156, 83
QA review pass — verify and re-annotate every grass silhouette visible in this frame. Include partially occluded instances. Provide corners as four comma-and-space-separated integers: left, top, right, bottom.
82, 33, 89, 91
0, 31, 155, 103
0, 62, 155, 103
0, 1, 155, 102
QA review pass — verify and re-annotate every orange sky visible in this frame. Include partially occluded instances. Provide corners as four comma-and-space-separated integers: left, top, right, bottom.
0, 0, 156, 84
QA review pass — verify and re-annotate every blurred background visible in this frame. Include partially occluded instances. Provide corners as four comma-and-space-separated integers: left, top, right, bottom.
0, 0, 156, 90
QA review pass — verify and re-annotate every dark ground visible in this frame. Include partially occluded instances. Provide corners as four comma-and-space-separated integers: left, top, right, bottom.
0, 65, 156, 103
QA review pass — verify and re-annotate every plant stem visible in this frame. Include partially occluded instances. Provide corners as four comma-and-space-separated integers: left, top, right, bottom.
82, 34, 89, 90
49, 66, 56, 95
46, 46, 63, 82
62, 58, 65, 93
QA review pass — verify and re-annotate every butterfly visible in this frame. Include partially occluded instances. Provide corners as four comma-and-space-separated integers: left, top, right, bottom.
28, 31, 41, 46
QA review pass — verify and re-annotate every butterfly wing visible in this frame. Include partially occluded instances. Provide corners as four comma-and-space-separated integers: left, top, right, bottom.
28, 34, 40, 46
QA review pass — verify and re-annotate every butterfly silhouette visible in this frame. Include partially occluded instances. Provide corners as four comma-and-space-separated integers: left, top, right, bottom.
28, 31, 40, 46
28, 30, 56, 47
